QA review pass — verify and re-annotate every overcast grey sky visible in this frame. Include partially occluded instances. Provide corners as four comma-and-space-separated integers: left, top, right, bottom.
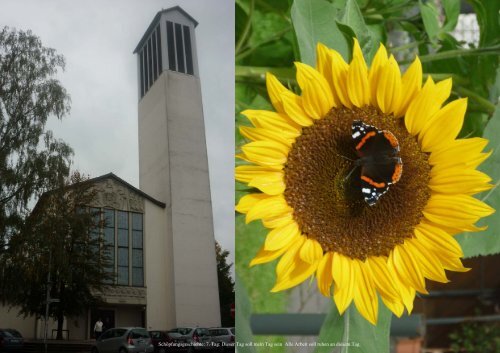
0, 0, 234, 267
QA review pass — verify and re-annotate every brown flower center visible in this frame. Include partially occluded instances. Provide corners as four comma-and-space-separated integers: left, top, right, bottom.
284, 106, 431, 260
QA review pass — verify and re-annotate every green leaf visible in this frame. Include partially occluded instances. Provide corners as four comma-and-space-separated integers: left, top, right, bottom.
418, 0, 440, 43
441, 0, 460, 33
314, 300, 392, 353
235, 277, 257, 353
291, 0, 350, 65
338, 0, 378, 63
456, 104, 500, 257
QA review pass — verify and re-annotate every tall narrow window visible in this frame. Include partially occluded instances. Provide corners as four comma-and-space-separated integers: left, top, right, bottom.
183, 26, 194, 75
152, 30, 158, 81
131, 213, 144, 287
117, 211, 129, 285
103, 209, 115, 284
147, 36, 153, 89
139, 49, 145, 97
166, 21, 176, 71
175, 23, 185, 73
144, 42, 149, 92
156, 26, 162, 74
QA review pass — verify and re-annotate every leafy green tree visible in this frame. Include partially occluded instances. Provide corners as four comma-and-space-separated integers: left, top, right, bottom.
1, 171, 112, 339
216, 241, 235, 327
0, 27, 72, 248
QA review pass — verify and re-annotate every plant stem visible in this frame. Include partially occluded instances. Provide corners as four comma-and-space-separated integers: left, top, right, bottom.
236, 65, 296, 84
423, 73, 468, 85
401, 45, 500, 65
452, 87, 496, 116
236, 26, 292, 62
235, 0, 255, 55
390, 41, 423, 53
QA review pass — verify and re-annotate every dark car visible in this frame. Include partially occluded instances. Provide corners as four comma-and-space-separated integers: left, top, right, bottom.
0, 329, 24, 352
148, 330, 184, 353
91, 327, 154, 353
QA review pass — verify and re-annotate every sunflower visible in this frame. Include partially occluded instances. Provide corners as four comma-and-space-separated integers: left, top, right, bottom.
235, 39, 495, 325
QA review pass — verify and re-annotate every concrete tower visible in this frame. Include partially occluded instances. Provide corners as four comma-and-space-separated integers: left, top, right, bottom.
134, 7, 221, 329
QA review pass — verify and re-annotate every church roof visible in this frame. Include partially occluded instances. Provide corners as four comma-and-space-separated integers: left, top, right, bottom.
85, 172, 166, 208
34, 172, 166, 210
133, 6, 198, 54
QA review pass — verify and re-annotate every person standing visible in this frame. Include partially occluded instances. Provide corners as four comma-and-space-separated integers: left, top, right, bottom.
94, 318, 104, 339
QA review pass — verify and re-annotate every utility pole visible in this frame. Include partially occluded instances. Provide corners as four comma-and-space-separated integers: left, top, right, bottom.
43, 252, 59, 353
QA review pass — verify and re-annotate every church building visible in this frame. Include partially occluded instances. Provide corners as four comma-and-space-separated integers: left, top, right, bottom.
0, 6, 221, 339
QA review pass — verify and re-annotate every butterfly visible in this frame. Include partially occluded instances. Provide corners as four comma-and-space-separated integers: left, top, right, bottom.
351, 120, 403, 206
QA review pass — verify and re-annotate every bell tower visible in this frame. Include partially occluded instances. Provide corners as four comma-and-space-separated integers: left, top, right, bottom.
134, 6, 221, 328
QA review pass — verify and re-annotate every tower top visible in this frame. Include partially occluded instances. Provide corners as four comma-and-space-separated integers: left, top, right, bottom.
133, 6, 198, 54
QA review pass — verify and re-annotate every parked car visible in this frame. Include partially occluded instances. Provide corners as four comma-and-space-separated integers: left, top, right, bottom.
91, 327, 154, 353
148, 330, 183, 353
208, 328, 234, 352
167, 327, 211, 352
0, 329, 24, 352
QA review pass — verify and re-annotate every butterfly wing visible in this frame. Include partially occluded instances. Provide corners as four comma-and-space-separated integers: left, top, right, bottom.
352, 120, 403, 206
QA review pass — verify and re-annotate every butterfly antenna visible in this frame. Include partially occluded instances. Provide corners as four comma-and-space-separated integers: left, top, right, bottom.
335, 153, 355, 162
343, 165, 359, 181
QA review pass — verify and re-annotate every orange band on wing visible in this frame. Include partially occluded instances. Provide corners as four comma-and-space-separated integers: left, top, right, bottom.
355, 131, 376, 150
361, 175, 386, 188
383, 131, 399, 148
392, 163, 403, 183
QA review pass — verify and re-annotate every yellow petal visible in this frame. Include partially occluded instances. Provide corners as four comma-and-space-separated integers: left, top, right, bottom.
434, 253, 470, 273
420, 98, 467, 152
250, 244, 291, 266
347, 39, 370, 107
241, 110, 300, 139
423, 194, 495, 229
429, 167, 492, 195
368, 43, 389, 107
249, 171, 286, 195
273, 237, 318, 291
415, 222, 464, 257
275, 236, 305, 277
392, 271, 416, 313
239, 126, 293, 147
280, 91, 314, 126
241, 140, 288, 167
429, 137, 490, 168
246, 195, 292, 223
405, 239, 449, 283
381, 296, 404, 318
266, 72, 288, 114
299, 238, 323, 264
316, 252, 333, 297
376, 55, 402, 114
295, 62, 335, 118
353, 260, 378, 325
366, 256, 400, 303
262, 212, 294, 229
235, 193, 268, 214
316, 43, 334, 93
390, 245, 427, 293
264, 221, 301, 251
330, 50, 351, 108
404, 77, 451, 136
235, 165, 278, 183
394, 57, 422, 117
332, 253, 355, 314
